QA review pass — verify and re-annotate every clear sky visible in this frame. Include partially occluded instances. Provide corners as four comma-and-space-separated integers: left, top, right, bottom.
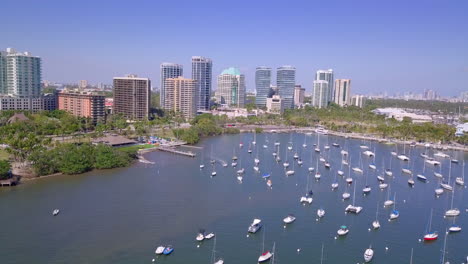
2, 0, 467, 96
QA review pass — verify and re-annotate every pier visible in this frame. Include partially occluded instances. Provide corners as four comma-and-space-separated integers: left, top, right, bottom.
158, 147, 196, 157
0, 176, 19, 187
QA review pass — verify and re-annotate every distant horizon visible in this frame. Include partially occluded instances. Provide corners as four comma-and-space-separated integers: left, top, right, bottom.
2, 0, 467, 97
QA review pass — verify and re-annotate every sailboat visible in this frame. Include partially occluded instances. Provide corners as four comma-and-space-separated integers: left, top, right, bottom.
258, 230, 273, 263
352, 154, 363, 174
248, 143, 252, 153
417, 157, 428, 181
345, 182, 362, 214
286, 156, 295, 176
440, 229, 449, 264
252, 131, 257, 146
440, 161, 454, 191
320, 243, 325, 264
315, 157, 321, 180
283, 145, 290, 168
363, 170, 371, 194
384, 185, 394, 206
445, 183, 460, 217
389, 192, 399, 220
364, 246, 374, 263
211, 237, 224, 264
210, 146, 217, 176
300, 174, 313, 204
385, 156, 393, 176
302, 134, 307, 148
424, 209, 438, 241
314, 133, 320, 152
317, 208, 325, 218
455, 160, 465, 186
200, 147, 205, 169
331, 171, 339, 190
372, 201, 380, 229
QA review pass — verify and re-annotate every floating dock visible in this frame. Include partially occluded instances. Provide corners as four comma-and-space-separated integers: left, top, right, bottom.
158, 147, 196, 157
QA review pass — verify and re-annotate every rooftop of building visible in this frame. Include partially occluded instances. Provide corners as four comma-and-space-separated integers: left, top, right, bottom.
221, 67, 241, 76
113, 74, 149, 81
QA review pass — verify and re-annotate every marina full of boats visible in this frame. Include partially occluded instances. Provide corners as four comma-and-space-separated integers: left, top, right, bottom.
3, 132, 467, 264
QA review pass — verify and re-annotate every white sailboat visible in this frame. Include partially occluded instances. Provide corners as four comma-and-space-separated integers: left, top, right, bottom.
372, 202, 380, 229
352, 154, 363, 174
211, 237, 224, 264
441, 161, 453, 191
317, 208, 325, 218
445, 183, 460, 217
384, 185, 394, 206
364, 246, 374, 263
300, 174, 313, 204
345, 182, 362, 214
286, 156, 295, 176
455, 160, 465, 186
385, 156, 393, 176
389, 192, 399, 220
258, 230, 273, 263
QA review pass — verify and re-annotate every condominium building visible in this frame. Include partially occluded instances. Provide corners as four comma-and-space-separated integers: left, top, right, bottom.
216, 67, 245, 108
351, 94, 366, 108
160, 63, 183, 106
315, 69, 334, 104
294, 85, 305, 107
334, 79, 351, 106
78, 80, 88, 89
277, 66, 296, 109
58, 90, 105, 123
312, 80, 329, 109
266, 95, 283, 113
113, 75, 151, 120
255, 67, 271, 107
0, 48, 41, 98
163, 77, 198, 119
191, 56, 212, 111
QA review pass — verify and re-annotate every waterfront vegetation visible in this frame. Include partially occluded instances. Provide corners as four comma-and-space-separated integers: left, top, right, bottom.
0, 160, 11, 179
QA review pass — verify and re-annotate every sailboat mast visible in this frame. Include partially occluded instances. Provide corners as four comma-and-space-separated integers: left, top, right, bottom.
320, 243, 324, 264
410, 248, 413, 264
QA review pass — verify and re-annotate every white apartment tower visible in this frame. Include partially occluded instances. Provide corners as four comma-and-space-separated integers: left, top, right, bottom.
334, 79, 351, 106
216, 67, 245, 108
312, 80, 329, 109
315, 69, 334, 104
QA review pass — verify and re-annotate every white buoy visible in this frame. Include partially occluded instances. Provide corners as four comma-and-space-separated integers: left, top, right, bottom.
297, 248, 301, 252
152, 259, 155, 262
334, 236, 337, 239
368, 228, 371, 231
385, 247, 389, 251
403, 200, 406, 203
284, 225, 286, 228
249, 196, 251, 200
246, 234, 249, 238
296, 183, 298, 186
197, 245, 200, 248
316, 218, 318, 221
418, 239, 422, 242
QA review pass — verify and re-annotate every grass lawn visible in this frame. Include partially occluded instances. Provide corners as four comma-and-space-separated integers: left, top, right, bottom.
118, 144, 155, 152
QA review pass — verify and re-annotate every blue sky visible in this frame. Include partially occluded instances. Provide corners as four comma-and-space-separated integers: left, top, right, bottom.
2, 0, 467, 96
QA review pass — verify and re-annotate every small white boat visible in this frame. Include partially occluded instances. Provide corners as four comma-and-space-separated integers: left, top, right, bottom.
272, 152, 277, 157
372, 220, 380, 229
211, 171, 217, 176
237, 176, 243, 182
52, 209, 60, 216
391, 151, 397, 156
408, 178, 415, 186
379, 183, 388, 189
377, 175, 385, 182
369, 164, 376, 170
286, 170, 295, 176
426, 159, 441, 166
384, 200, 394, 207
345, 177, 353, 184
345, 205, 363, 214
266, 179, 272, 188
237, 168, 245, 175
397, 154, 410, 161
287, 146, 293, 151
319, 157, 326, 162
155, 246, 165, 255
324, 145, 330, 150
200, 164, 205, 169
248, 219, 262, 233
253, 166, 259, 172
283, 162, 289, 168
337, 225, 349, 236
293, 153, 299, 159
324, 162, 331, 168
402, 168, 412, 174
434, 172, 443, 178
317, 208, 325, 218
300, 196, 313, 204
283, 214, 296, 224
445, 209, 460, 217
385, 169, 393, 176
440, 183, 453, 191
363, 150, 374, 157
435, 188, 444, 195
342, 160, 349, 166
332, 143, 340, 147
455, 177, 464, 186
364, 247, 374, 263
248, 149, 252, 153
231, 162, 237, 167
337, 170, 344, 176
342, 192, 351, 200
449, 225, 462, 232
239, 143, 243, 148
417, 174, 427, 181
258, 251, 273, 262
434, 152, 450, 158
360, 145, 369, 149
308, 167, 315, 172
205, 233, 215, 239
315, 172, 321, 180
274, 142, 280, 146
363, 186, 371, 194
352, 167, 363, 174
263, 145, 267, 149
196, 233, 205, 241
302, 143, 307, 148
341, 150, 348, 156
331, 182, 339, 189
315, 148, 320, 152
254, 158, 260, 164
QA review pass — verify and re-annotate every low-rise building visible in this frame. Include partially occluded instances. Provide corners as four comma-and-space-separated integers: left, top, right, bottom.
373, 108, 433, 123
0, 96, 46, 111
351, 95, 366, 108
455, 123, 468, 136
266, 95, 283, 114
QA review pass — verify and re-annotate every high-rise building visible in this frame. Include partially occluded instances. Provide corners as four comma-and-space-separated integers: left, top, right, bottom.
334, 79, 351, 106
255, 67, 271, 107
163, 77, 198, 120
79, 80, 88, 89
294, 85, 305, 107
160, 63, 183, 107
312, 80, 329, 109
277, 66, 296, 109
191, 56, 212, 111
113, 74, 151, 120
351, 94, 366, 108
315, 69, 334, 104
0, 48, 41, 98
216, 67, 245, 108
58, 90, 105, 123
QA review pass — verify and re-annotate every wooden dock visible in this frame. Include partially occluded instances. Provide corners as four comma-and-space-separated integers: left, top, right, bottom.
0, 176, 19, 187
158, 147, 196, 157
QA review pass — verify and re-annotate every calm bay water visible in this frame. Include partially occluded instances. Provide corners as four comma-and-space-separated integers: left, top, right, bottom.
0, 133, 467, 264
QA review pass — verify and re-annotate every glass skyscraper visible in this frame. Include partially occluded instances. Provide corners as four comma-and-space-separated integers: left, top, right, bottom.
315, 69, 334, 104
160, 63, 183, 107
277, 66, 296, 109
191, 56, 212, 111
255, 67, 271, 107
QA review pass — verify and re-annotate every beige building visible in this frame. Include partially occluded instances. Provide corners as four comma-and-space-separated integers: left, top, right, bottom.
294, 85, 305, 107
334, 79, 351, 106
113, 75, 151, 120
163, 77, 198, 119
351, 94, 366, 108
79, 80, 88, 89
216, 67, 245, 108
266, 95, 283, 113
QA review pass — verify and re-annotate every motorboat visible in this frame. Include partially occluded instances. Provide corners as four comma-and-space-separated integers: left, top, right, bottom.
397, 154, 410, 161
402, 168, 412, 174
377, 175, 385, 182
319, 157, 326, 162
231, 162, 237, 167
337, 170, 344, 176
317, 208, 325, 218
385, 169, 393, 176
283, 214, 296, 224
248, 149, 252, 153
363, 185, 371, 194
435, 188, 444, 195
52, 209, 60, 216
337, 225, 349, 236
408, 178, 415, 186
200, 164, 205, 169
342, 192, 351, 200
248, 219, 262, 233
315, 128, 329, 134
345, 205, 363, 214
155, 246, 165, 255
390, 210, 400, 220
360, 145, 369, 149
324, 145, 330, 150
163, 246, 174, 255
364, 247, 374, 263
263, 145, 267, 149
267, 179, 272, 188
417, 174, 427, 181
196, 232, 205, 241
449, 225, 462, 233
211, 171, 217, 176
308, 167, 315, 172
302, 143, 307, 148
205, 233, 215, 239
352, 167, 363, 174
286, 170, 295, 176
237, 168, 245, 175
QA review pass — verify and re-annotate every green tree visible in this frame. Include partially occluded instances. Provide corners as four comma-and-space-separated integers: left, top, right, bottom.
0, 160, 11, 179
